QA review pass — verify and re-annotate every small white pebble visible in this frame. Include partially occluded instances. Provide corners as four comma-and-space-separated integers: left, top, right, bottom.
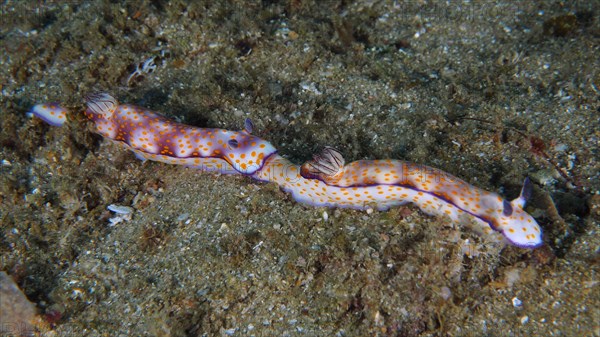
322, 211, 328, 221
374, 311, 384, 326
366, 207, 373, 215
224, 328, 236, 335
553, 143, 568, 152
399, 102, 412, 109
108, 213, 132, 227
300, 82, 322, 95
107, 204, 133, 214
512, 297, 522, 307
414, 27, 426, 38
520, 316, 529, 324
252, 241, 264, 251
440, 286, 452, 301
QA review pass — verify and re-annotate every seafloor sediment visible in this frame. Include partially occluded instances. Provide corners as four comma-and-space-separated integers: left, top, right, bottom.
0, 1, 598, 336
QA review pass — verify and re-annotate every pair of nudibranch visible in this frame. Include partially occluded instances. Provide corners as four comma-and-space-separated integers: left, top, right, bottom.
30, 93, 542, 248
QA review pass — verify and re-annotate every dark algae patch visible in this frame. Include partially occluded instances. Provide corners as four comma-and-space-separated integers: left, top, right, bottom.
1, 1, 598, 336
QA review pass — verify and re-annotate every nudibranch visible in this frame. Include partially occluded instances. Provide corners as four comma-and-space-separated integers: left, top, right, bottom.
29, 94, 543, 249
293, 147, 543, 248
29, 103, 68, 126
83, 93, 277, 175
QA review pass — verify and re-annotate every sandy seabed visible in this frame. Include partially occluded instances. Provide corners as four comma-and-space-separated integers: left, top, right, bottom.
1, 1, 598, 336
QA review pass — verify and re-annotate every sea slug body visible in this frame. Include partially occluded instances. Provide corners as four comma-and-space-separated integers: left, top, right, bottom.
29, 103, 68, 126
29, 94, 543, 249
83, 93, 277, 175
296, 147, 543, 248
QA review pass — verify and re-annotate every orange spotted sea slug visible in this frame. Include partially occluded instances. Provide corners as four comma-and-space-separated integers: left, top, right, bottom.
29, 94, 543, 249
83, 93, 277, 175
296, 147, 542, 248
